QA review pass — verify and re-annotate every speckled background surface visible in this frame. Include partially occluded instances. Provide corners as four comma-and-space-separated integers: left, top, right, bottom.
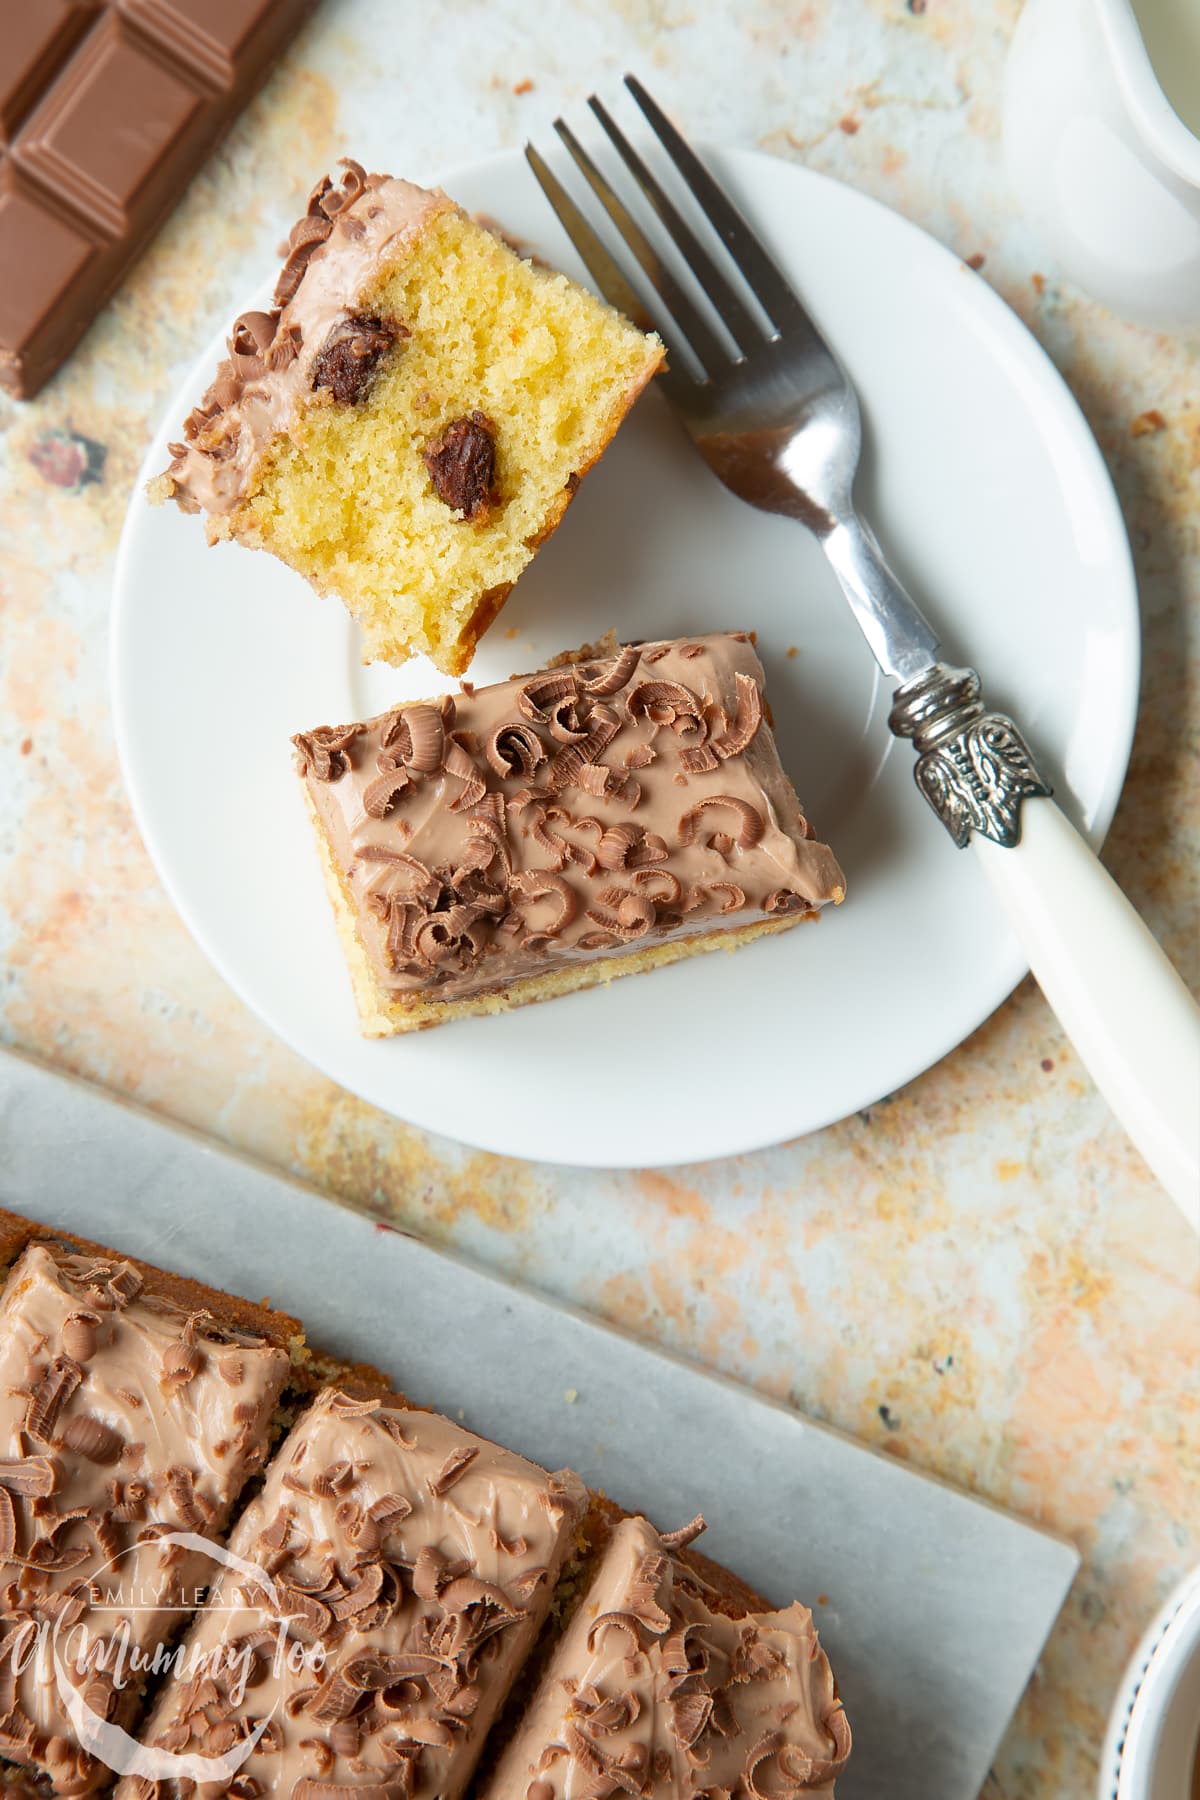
0, 2, 1197, 1794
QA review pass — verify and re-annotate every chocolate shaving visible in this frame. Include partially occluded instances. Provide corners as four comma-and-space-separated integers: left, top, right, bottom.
509, 871, 577, 936
711, 672, 763, 759
382, 703, 446, 774
329, 1563, 385, 1620
363, 765, 411, 818
26, 1356, 83, 1441
60, 1313, 99, 1363
547, 708, 620, 793
764, 890, 810, 917
166, 1465, 205, 1529
678, 795, 764, 851
311, 312, 405, 404
659, 1514, 706, 1550
628, 1551, 672, 1633
579, 644, 641, 696
0, 1488, 14, 1563
595, 824, 643, 871
428, 1444, 479, 1496
293, 724, 363, 782
368, 1491, 414, 1528
518, 672, 578, 723
707, 882, 746, 915
586, 1610, 645, 1654
486, 723, 547, 780
274, 213, 333, 309
311, 1459, 355, 1497
58, 1414, 124, 1465
0, 1455, 58, 1498
107, 1262, 144, 1305
162, 1337, 204, 1388
627, 680, 707, 744
443, 737, 488, 812
423, 412, 499, 523
632, 868, 683, 908
679, 744, 720, 774
671, 1692, 714, 1750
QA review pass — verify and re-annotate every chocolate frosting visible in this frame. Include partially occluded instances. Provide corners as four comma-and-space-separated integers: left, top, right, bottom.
296, 634, 846, 1003
156, 161, 456, 520
121, 1390, 587, 1800
484, 1516, 850, 1800
0, 1243, 290, 1793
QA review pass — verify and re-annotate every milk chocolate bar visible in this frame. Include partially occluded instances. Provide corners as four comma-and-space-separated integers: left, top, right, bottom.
0, 0, 319, 400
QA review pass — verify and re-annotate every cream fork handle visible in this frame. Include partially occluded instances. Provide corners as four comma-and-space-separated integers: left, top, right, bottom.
971, 798, 1200, 1226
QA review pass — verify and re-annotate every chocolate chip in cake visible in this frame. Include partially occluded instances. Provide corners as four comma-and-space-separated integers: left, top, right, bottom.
310, 312, 406, 403
423, 412, 499, 522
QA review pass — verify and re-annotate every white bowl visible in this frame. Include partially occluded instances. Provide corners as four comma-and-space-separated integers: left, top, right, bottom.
1100, 1565, 1200, 1800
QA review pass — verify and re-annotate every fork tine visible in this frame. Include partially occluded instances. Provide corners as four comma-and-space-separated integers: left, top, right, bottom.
523, 144, 700, 412
624, 74, 814, 336
552, 117, 730, 377
587, 95, 766, 356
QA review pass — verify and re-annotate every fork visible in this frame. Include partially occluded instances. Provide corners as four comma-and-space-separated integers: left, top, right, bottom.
527, 77, 1200, 1225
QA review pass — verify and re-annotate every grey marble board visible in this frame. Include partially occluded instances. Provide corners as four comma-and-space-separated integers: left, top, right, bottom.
0, 1045, 1078, 1799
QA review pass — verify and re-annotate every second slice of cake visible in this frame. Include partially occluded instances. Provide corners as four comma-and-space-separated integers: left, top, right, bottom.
120, 1388, 587, 1799
292, 632, 845, 1034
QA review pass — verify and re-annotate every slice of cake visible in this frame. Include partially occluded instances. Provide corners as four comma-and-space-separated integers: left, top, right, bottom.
291, 631, 846, 1034
152, 159, 663, 674
119, 1387, 588, 1800
0, 1236, 298, 1794
483, 1513, 851, 1800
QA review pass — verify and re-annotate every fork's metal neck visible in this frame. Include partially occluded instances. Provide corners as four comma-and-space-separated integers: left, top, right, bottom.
821, 512, 940, 683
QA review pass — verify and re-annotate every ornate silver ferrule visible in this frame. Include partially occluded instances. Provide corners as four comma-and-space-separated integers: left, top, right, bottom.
888, 664, 1052, 848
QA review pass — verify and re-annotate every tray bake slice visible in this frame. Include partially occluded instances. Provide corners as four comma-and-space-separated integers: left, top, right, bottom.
118, 1387, 588, 1800
292, 631, 845, 1034
482, 1509, 850, 1800
0, 1215, 310, 1793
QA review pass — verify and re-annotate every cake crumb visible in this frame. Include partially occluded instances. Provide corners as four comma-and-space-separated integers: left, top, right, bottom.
1131, 409, 1166, 437
513, 78, 534, 95
838, 115, 859, 135
786, 645, 798, 659
564, 1387, 578, 1404
817, 1594, 829, 1605
965, 252, 985, 271
505, 626, 518, 638
19, 738, 32, 756
1031, 272, 1046, 296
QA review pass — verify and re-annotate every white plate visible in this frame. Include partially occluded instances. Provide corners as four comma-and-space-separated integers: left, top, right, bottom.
112, 144, 1139, 1167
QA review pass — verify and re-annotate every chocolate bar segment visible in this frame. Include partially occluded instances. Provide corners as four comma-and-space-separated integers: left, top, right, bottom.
0, 0, 319, 399
17, 15, 211, 237
0, 4, 101, 143
121, 1389, 588, 1800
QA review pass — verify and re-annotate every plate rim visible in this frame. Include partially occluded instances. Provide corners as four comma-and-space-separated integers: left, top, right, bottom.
110, 142, 1140, 1167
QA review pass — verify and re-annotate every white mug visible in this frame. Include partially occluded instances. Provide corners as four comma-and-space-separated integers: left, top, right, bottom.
1004, 0, 1200, 330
